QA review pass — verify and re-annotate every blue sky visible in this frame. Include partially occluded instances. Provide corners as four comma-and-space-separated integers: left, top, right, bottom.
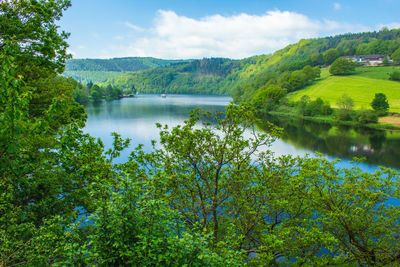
59, 0, 400, 59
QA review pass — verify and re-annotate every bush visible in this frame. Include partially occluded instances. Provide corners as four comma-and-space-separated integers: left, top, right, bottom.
300, 97, 332, 116
357, 110, 378, 123
389, 70, 400, 81
337, 109, 356, 121
329, 58, 356, 75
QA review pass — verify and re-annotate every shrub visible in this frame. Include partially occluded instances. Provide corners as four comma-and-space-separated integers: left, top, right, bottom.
300, 97, 332, 116
357, 110, 378, 123
389, 70, 400, 81
337, 109, 356, 121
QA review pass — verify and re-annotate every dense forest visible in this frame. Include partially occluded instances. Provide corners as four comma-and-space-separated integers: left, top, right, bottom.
2, 1, 400, 266
64, 57, 192, 83
101, 57, 257, 94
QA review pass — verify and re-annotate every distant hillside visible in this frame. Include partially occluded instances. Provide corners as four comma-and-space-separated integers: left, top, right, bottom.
101, 57, 257, 95
233, 29, 400, 102
63, 57, 192, 83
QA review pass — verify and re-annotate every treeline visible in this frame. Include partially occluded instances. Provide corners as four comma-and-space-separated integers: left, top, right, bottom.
234, 64, 321, 104
63, 58, 193, 83
103, 58, 252, 95
72, 80, 125, 105
63, 70, 124, 83
65, 57, 192, 72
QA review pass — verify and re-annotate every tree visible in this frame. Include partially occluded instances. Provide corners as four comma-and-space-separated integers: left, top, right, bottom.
126, 104, 400, 266
382, 56, 390, 65
336, 94, 355, 121
371, 93, 389, 115
323, 48, 340, 65
391, 47, 400, 62
310, 52, 323, 65
0, 53, 116, 265
329, 57, 356, 75
0, 0, 71, 79
252, 84, 287, 110
288, 70, 306, 91
0, 0, 83, 130
91, 84, 103, 102
337, 94, 354, 110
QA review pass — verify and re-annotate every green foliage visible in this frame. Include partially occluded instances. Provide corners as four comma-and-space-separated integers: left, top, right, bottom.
63, 58, 193, 84
63, 70, 125, 83
297, 96, 332, 116
382, 55, 390, 65
391, 47, 400, 62
72, 83, 90, 105
87, 178, 244, 266
371, 93, 390, 115
65, 57, 191, 72
90, 84, 103, 102
103, 58, 243, 95
0, 0, 71, 78
336, 94, 355, 121
310, 52, 324, 65
389, 70, 400, 81
329, 57, 356, 75
323, 48, 340, 65
3, 4, 400, 265
337, 94, 354, 110
252, 85, 287, 111
357, 109, 378, 123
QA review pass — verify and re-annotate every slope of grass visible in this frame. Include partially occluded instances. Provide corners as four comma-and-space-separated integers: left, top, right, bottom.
289, 72, 400, 113
355, 66, 399, 80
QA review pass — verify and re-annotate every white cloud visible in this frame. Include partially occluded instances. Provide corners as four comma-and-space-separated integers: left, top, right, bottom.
125, 22, 144, 32
376, 22, 400, 30
108, 10, 371, 59
333, 3, 342, 10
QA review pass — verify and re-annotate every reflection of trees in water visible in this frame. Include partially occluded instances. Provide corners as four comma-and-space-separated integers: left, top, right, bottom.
369, 131, 386, 151
261, 114, 400, 169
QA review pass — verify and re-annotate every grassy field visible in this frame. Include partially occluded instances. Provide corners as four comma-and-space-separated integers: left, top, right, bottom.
289, 67, 400, 113
354, 66, 400, 80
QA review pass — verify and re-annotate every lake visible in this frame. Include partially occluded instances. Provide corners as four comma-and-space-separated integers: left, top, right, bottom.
85, 95, 400, 171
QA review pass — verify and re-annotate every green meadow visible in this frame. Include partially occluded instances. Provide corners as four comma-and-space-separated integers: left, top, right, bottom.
289, 67, 400, 113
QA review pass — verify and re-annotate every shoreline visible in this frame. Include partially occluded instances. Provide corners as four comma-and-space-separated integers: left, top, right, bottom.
267, 111, 400, 131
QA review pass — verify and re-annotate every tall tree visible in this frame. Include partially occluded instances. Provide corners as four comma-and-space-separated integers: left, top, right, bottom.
0, 0, 71, 79
371, 93, 389, 115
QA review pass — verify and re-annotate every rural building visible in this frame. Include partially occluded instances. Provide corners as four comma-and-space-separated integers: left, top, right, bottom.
345, 55, 391, 65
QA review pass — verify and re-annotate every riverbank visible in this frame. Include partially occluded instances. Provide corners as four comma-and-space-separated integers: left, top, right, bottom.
268, 111, 400, 131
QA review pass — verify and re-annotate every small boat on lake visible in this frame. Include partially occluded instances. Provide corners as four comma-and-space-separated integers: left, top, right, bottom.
161, 94, 166, 98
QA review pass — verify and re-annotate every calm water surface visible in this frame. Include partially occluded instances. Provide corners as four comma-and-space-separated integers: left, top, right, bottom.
85, 95, 400, 171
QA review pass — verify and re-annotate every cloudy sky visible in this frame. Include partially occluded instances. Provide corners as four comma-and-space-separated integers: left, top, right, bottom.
60, 0, 400, 59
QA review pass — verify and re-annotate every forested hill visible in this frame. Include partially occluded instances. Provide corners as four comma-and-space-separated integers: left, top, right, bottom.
99, 28, 400, 96
63, 57, 192, 83
232, 28, 400, 102
101, 57, 257, 95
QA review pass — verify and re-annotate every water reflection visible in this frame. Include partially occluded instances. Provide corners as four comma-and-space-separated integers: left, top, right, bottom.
84, 95, 232, 161
261, 114, 400, 169
84, 95, 400, 170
